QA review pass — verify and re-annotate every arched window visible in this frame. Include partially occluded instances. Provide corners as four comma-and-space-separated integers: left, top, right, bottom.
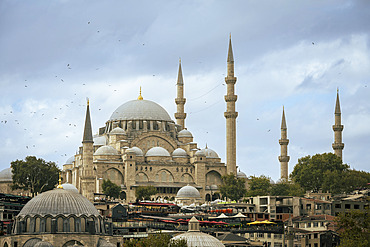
35, 218, 40, 232
57, 217, 63, 232
81, 218, 86, 232
46, 218, 51, 232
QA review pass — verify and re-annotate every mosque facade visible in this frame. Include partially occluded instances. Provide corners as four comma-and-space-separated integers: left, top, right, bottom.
62, 38, 245, 203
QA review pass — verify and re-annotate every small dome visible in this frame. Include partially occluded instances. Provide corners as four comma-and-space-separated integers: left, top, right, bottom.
110, 99, 172, 122
177, 185, 201, 198
201, 147, 219, 158
110, 127, 126, 134
194, 150, 206, 157
237, 170, 247, 179
94, 145, 119, 155
94, 135, 108, 146
172, 232, 224, 247
0, 168, 12, 182
18, 188, 100, 217
64, 156, 75, 165
210, 185, 218, 190
178, 129, 193, 138
146, 147, 170, 157
172, 148, 188, 157
129, 146, 144, 156
61, 183, 79, 193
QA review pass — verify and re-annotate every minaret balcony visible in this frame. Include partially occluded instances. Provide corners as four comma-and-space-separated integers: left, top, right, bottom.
332, 125, 344, 131
175, 113, 186, 119
332, 143, 344, 150
279, 139, 289, 145
224, 95, 238, 102
224, 112, 238, 119
225, 77, 237, 84
278, 156, 290, 162
175, 98, 186, 104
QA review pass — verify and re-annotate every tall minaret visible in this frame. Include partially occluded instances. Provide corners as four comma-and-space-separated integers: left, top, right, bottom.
81, 99, 95, 201
224, 35, 238, 175
278, 106, 290, 180
175, 59, 186, 129
332, 90, 344, 160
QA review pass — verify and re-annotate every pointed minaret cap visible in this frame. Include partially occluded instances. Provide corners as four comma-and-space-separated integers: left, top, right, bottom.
281, 106, 287, 129
227, 33, 234, 62
188, 216, 200, 232
82, 98, 93, 143
335, 88, 341, 114
177, 58, 184, 85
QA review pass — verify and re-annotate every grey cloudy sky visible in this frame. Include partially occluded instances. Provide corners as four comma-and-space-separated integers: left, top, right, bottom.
1, 0, 369, 181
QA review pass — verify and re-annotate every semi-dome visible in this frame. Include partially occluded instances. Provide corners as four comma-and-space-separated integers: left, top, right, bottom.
94, 135, 108, 146
146, 147, 170, 157
0, 167, 12, 182
201, 147, 219, 158
18, 188, 100, 217
110, 99, 172, 122
178, 129, 193, 138
129, 146, 144, 156
237, 170, 247, 179
110, 127, 126, 134
61, 183, 79, 193
64, 156, 75, 165
172, 148, 188, 157
176, 185, 201, 198
94, 145, 119, 155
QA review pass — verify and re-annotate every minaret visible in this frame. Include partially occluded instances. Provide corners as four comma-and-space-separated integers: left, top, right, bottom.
81, 99, 95, 201
175, 59, 186, 129
278, 106, 290, 180
332, 90, 344, 160
224, 35, 238, 175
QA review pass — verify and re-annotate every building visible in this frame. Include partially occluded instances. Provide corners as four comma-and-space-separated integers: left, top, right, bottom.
62, 37, 245, 203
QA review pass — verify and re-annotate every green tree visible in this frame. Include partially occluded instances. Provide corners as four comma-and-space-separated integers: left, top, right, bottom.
135, 186, 157, 201
335, 209, 370, 247
270, 181, 305, 197
219, 174, 247, 201
123, 233, 187, 247
11, 156, 60, 196
245, 175, 271, 197
291, 153, 349, 193
102, 179, 121, 198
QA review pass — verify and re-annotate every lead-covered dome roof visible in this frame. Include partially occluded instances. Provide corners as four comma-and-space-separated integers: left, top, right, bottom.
94, 145, 119, 155
176, 185, 201, 198
18, 188, 100, 217
110, 99, 172, 122
172, 148, 188, 157
0, 167, 12, 182
146, 147, 170, 157
178, 129, 193, 138
201, 147, 219, 158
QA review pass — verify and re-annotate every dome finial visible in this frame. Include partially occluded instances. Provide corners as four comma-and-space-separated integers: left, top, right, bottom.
57, 172, 63, 189
138, 86, 143, 100
87, 97, 89, 106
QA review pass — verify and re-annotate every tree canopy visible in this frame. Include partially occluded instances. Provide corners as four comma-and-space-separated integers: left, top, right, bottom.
219, 174, 247, 201
291, 153, 370, 194
102, 179, 121, 198
270, 181, 305, 197
11, 156, 60, 196
335, 209, 370, 247
245, 175, 271, 197
135, 186, 157, 201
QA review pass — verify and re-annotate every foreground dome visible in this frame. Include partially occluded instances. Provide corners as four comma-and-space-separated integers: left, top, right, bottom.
110, 99, 172, 121
18, 188, 99, 217
176, 185, 201, 198
146, 147, 171, 157
94, 145, 119, 155
0, 167, 12, 182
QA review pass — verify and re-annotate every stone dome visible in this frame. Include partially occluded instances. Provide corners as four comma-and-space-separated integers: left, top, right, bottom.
172, 231, 225, 247
110, 127, 126, 134
237, 170, 247, 179
194, 150, 205, 157
94, 145, 119, 155
129, 146, 144, 156
94, 135, 108, 146
34, 241, 53, 247
178, 129, 193, 138
210, 185, 218, 190
61, 183, 79, 193
201, 147, 219, 158
64, 156, 75, 165
0, 167, 12, 182
146, 147, 170, 157
176, 185, 201, 198
110, 99, 172, 122
172, 148, 188, 157
18, 188, 100, 217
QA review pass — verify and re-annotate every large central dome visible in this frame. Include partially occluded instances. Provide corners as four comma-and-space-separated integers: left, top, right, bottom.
110, 99, 172, 121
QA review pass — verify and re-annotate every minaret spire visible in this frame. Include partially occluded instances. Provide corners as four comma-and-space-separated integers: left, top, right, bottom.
175, 58, 187, 129
279, 106, 290, 180
82, 98, 93, 143
332, 89, 344, 160
224, 35, 238, 175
